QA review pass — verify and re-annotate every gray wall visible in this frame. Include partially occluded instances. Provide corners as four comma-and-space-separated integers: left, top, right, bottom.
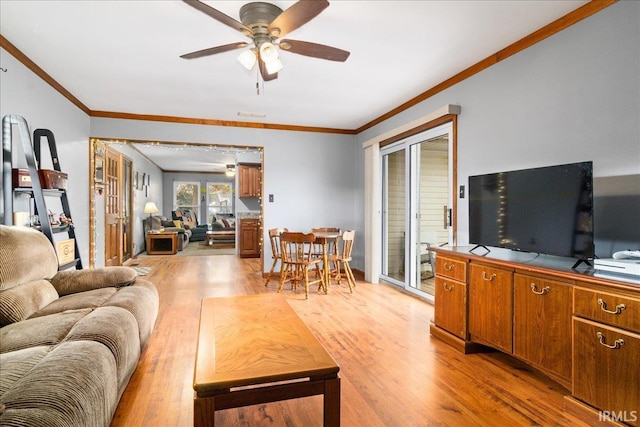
0, 47, 92, 266
356, 1, 639, 256
2, 1, 637, 270
89, 118, 362, 269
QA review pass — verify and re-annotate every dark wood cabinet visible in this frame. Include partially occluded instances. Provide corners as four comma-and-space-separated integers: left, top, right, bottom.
239, 218, 260, 258
238, 163, 261, 198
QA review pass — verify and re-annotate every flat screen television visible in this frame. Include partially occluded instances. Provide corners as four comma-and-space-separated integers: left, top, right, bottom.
469, 161, 594, 261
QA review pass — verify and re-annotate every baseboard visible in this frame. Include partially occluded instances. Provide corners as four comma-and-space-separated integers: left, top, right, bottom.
564, 396, 630, 426
429, 323, 487, 354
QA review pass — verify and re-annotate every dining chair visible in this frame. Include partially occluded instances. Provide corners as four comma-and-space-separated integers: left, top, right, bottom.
327, 230, 357, 292
279, 232, 327, 299
264, 227, 288, 287
311, 227, 340, 278
420, 231, 439, 280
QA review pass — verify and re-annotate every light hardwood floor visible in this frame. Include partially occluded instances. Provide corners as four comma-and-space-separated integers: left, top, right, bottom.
112, 254, 590, 427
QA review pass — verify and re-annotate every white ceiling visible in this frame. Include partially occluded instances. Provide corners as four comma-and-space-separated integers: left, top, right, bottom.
1, 0, 588, 171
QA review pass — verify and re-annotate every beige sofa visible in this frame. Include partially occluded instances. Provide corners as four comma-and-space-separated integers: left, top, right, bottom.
0, 225, 159, 426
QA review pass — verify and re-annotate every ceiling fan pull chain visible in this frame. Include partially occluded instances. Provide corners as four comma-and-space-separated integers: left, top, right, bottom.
256, 66, 260, 95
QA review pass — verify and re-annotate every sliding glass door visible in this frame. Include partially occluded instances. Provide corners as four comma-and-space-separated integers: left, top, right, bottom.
381, 148, 406, 285
381, 122, 454, 298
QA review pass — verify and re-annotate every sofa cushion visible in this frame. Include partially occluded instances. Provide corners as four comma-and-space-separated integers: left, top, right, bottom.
0, 340, 119, 427
0, 280, 59, 326
102, 280, 159, 347
50, 267, 137, 296
0, 226, 58, 292
63, 306, 141, 390
0, 309, 91, 354
0, 346, 50, 396
29, 288, 116, 319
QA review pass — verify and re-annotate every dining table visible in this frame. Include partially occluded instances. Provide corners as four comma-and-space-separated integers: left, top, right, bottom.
311, 230, 342, 293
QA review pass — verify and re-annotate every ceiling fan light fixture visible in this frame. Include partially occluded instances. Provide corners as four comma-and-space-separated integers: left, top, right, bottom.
237, 49, 257, 70
259, 42, 279, 63
265, 57, 283, 75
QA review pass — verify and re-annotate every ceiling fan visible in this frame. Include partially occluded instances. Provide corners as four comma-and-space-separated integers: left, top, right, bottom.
180, 0, 350, 81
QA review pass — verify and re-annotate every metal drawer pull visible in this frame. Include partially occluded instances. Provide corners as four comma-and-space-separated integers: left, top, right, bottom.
530, 283, 550, 295
597, 332, 624, 349
443, 282, 455, 292
482, 271, 497, 281
444, 263, 455, 271
597, 298, 626, 315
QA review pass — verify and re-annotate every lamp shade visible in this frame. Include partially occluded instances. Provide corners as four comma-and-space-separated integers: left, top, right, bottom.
265, 58, 283, 74
237, 49, 257, 70
144, 202, 159, 214
259, 42, 279, 63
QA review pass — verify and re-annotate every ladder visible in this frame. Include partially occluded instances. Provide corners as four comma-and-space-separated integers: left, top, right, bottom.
1, 114, 83, 270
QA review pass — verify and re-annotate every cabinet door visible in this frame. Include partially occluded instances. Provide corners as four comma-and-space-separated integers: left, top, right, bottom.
468, 264, 513, 353
238, 164, 261, 198
513, 274, 572, 387
434, 276, 467, 339
573, 318, 640, 426
239, 219, 260, 257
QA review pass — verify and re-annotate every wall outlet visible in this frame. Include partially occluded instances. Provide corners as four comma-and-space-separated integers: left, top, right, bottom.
269, 194, 274, 202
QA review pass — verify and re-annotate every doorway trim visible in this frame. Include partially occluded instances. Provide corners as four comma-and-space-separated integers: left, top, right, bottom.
362, 104, 460, 283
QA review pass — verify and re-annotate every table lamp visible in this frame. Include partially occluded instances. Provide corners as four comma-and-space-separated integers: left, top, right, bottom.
144, 202, 159, 231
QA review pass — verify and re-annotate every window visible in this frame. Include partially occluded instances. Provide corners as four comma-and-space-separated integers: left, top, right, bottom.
207, 182, 233, 223
174, 181, 200, 211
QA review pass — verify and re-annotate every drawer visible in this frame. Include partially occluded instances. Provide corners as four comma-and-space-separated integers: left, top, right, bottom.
435, 255, 467, 282
574, 286, 640, 333
573, 317, 640, 425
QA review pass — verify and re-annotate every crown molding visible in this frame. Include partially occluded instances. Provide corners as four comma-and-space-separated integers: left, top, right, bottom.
90, 110, 356, 135
0, 34, 91, 115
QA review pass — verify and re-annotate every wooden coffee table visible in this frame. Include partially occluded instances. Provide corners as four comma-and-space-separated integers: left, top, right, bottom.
204, 230, 235, 247
193, 294, 340, 426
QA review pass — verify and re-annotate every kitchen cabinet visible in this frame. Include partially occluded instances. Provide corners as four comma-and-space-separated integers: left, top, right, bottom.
239, 218, 260, 258
238, 163, 261, 198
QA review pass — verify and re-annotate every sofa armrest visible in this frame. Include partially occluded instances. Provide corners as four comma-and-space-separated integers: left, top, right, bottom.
50, 267, 137, 296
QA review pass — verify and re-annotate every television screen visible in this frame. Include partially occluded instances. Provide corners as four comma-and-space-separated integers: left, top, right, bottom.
469, 161, 594, 259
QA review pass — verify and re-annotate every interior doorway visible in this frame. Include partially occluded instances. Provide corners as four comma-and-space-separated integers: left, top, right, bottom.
91, 140, 134, 267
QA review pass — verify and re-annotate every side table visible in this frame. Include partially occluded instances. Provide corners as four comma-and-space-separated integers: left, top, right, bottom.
146, 231, 178, 255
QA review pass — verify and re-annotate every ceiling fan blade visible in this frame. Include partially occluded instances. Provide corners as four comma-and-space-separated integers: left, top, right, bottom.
180, 42, 249, 59
259, 60, 278, 81
182, 0, 252, 36
279, 39, 350, 62
268, 0, 329, 38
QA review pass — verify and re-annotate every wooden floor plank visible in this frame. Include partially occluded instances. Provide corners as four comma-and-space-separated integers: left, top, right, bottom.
112, 254, 591, 427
